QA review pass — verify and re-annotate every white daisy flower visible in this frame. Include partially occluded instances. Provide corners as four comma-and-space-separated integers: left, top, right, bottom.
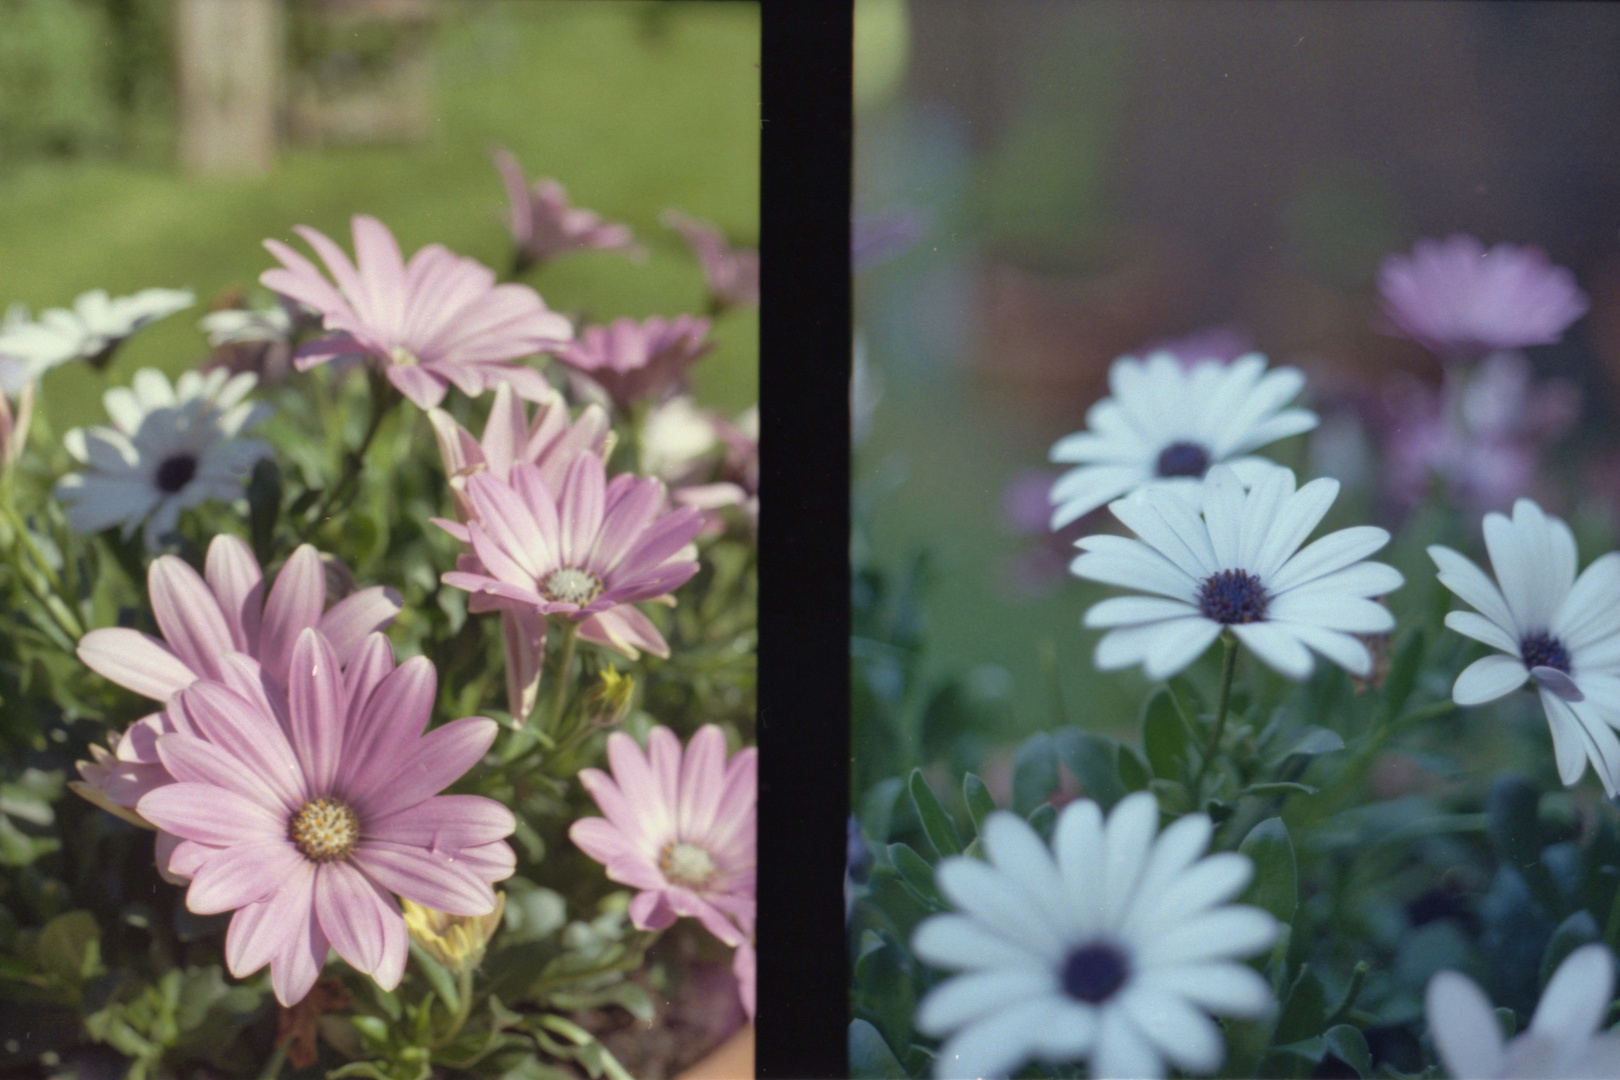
55, 368, 270, 551
1426, 943, 1620, 1079
1071, 464, 1402, 680
1048, 352, 1318, 530
1428, 499, 1620, 796
198, 302, 294, 347
912, 792, 1277, 1079
0, 288, 194, 391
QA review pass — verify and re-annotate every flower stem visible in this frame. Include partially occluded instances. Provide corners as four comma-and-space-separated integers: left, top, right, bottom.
1194, 633, 1239, 794
257, 1040, 288, 1080
433, 966, 476, 1049
543, 621, 579, 738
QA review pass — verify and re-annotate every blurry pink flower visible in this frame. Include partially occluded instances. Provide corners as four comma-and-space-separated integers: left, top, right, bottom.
996, 468, 1100, 599
569, 725, 756, 1018
494, 148, 644, 273
1380, 352, 1579, 513
1377, 235, 1588, 359
261, 215, 572, 409
135, 629, 514, 1005
435, 454, 702, 659
663, 210, 759, 314
77, 536, 401, 700
428, 379, 613, 520
643, 399, 758, 537
559, 316, 713, 412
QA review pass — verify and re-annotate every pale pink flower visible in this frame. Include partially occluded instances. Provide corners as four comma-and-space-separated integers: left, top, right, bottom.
77, 536, 401, 701
260, 215, 573, 409
493, 148, 644, 273
558, 316, 713, 413
1377, 235, 1588, 360
569, 725, 756, 1018
663, 210, 759, 314
674, 405, 758, 536
134, 628, 514, 1006
436, 454, 702, 660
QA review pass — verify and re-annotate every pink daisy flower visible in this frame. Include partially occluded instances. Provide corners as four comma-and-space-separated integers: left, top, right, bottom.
260, 214, 573, 410
77, 536, 401, 701
663, 210, 759, 314
493, 148, 644, 273
558, 316, 713, 413
135, 628, 514, 1006
1377, 234, 1589, 360
569, 725, 756, 1018
428, 379, 613, 521
435, 454, 703, 660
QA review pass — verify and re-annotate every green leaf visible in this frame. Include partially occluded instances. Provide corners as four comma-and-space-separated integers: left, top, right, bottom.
409, 941, 460, 1013
888, 843, 945, 910
1382, 628, 1425, 716
1239, 817, 1297, 927
1494, 1005, 1517, 1039
849, 1019, 908, 1079
853, 939, 915, 1062
37, 910, 100, 985
1012, 733, 1059, 816
1270, 726, 1345, 765
908, 770, 961, 859
1116, 743, 1150, 793
1142, 688, 1193, 781
1239, 781, 1318, 798
1541, 910, 1600, 989
1026, 802, 1057, 844
1273, 964, 1326, 1045
962, 773, 997, 837
1322, 1024, 1372, 1078
1052, 727, 1125, 811
247, 458, 282, 565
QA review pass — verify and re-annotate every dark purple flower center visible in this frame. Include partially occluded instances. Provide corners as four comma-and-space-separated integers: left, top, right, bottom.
290, 797, 360, 863
1061, 941, 1130, 1004
1155, 441, 1211, 479
155, 454, 198, 493
1520, 631, 1571, 674
1199, 569, 1269, 625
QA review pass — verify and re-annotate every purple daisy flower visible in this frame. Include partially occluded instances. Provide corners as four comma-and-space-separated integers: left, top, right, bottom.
436, 454, 703, 660
558, 316, 713, 413
493, 148, 645, 273
662, 210, 759, 315
135, 628, 514, 1006
1376, 234, 1589, 360
260, 215, 573, 410
569, 725, 756, 1018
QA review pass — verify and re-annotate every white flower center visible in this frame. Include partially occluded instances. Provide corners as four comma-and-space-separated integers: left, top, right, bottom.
660, 841, 716, 888
541, 567, 603, 606
289, 797, 360, 863
389, 344, 421, 368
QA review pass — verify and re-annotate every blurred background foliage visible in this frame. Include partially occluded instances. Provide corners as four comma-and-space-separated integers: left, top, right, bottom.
0, 0, 760, 432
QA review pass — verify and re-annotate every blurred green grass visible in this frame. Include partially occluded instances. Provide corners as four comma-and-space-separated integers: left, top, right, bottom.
0, 0, 759, 431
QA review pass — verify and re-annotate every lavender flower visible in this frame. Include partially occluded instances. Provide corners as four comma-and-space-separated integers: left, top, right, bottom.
494, 148, 644, 273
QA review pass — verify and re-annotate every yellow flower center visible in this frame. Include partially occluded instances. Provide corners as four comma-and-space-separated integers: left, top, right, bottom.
542, 567, 603, 605
389, 344, 421, 368
660, 841, 716, 888
289, 797, 360, 863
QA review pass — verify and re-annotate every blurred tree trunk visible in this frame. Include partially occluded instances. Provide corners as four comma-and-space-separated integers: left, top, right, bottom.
175, 0, 281, 174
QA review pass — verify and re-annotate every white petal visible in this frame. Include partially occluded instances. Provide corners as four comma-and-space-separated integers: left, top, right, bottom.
1070, 537, 1199, 602
1136, 906, 1278, 967
1549, 693, 1620, 798
915, 969, 1056, 1035
1251, 476, 1338, 580
1445, 610, 1521, 655
1054, 800, 1107, 941
1092, 1004, 1163, 1080
1235, 465, 1295, 573
1231, 622, 1315, 680
1102, 792, 1161, 928
1051, 465, 1148, 530
1084, 596, 1200, 629
1544, 692, 1599, 789
1269, 526, 1391, 593
913, 913, 1047, 972
1111, 494, 1217, 581
1429, 544, 1519, 637
935, 858, 1066, 957
1266, 593, 1395, 634
1142, 618, 1223, 680
1556, 552, 1620, 651
1281, 622, 1373, 677
1119, 985, 1225, 1074
1129, 853, 1253, 937
931, 1000, 1056, 1080
1224, 407, 1318, 456
1134, 961, 1273, 1018
1426, 971, 1507, 1080
1529, 943, 1613, 1043
1116, 815, 1213, 938
1051, 430, 1143, 465
1094, 625, 1163, 672
1028, 1000, 1100, 1060
1485, 502, 1568, 633
1200, 466, 1247, 569
1453, 654, 1529, 706
981, 812, 1073, 938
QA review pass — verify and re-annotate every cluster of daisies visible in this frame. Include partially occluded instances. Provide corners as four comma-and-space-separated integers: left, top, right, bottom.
906, 236, 1620, 1079
1, 151, 758, 1015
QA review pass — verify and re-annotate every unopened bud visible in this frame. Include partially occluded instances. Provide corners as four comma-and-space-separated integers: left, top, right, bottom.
402, 893, 505, 973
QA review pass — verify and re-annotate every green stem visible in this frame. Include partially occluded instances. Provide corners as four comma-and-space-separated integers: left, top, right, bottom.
543, 622, 579, 738
257, 1040, 289, 1080
1194, 633, 1239, 794
296, 372, 399, 543
434, 966, 476, 1049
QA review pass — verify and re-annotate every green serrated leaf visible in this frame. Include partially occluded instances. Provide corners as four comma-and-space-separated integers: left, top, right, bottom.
908, 770, 961, 859
1013, 733, 1059, 816
1239, 817, 1297, 927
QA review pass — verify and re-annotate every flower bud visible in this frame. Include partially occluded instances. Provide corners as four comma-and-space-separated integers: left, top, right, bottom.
401, 893, 505, 973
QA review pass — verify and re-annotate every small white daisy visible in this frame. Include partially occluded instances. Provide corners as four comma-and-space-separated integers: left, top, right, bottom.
0, 288, 194, 391
1427, 943, 1620, 1079
197, 302, 294, 348
1428, 499, 1620, 796
1048, 352, 1318, 530
1071, 464, 1402, 681
912, 793, 1277, 1080
55, 368, 270, 551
